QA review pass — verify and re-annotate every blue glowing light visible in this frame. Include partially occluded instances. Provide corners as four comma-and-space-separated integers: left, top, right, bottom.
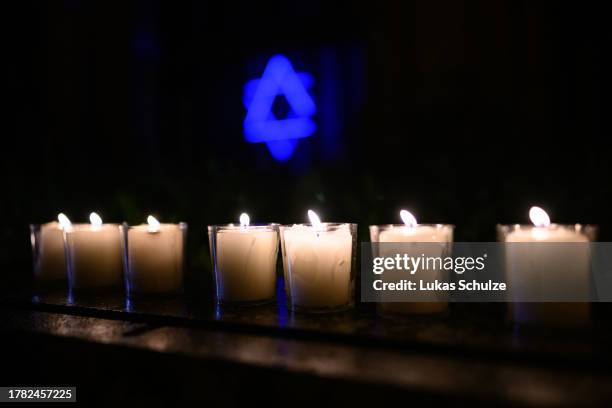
243, 55, 316, 161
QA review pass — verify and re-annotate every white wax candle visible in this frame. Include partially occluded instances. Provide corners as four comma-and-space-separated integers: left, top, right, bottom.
126, 223, 185, 294
283, 224, 353, 310
377, 224, 453, 315
504, 225, 590, 326
33, 222, 67, 283
214, 226, 278, 303
65, 224, 123, 290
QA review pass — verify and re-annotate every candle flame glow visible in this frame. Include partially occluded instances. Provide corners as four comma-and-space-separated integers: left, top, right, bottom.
57, 213, 72, 230
308, 209, 323, 230
400, 209, 418, 228
147, 215, 160, 232
529, 206, 551, 228
89, 212, 103, 227
240, 213, 250, 228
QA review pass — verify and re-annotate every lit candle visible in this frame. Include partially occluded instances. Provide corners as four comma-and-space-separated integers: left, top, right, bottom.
123, 216, 186, 295
280, 210, 356, 312
370, 210, 454, 315
209, 213, 279, 305
64, 212, 123, 291
30, 213, 72, 284
499, 206, 594, 326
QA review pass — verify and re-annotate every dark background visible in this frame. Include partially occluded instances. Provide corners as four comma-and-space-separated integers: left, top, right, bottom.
4, 0, 611, 288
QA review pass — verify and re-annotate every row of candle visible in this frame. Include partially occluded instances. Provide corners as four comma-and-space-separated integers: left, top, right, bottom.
30, 206, 595, 326
31, 213, 186, 294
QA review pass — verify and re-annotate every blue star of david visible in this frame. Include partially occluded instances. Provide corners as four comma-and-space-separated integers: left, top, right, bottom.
243, 55, 316, 161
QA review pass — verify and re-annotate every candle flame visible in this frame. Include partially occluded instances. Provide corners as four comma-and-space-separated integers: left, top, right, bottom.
57, 213, 72, 230
89, 212, 102, 227
147, 215, 160, 232
308, 209, 323, 230
529, 206, 550, 228
400, 209, 418, 228
240, 213, 250, 228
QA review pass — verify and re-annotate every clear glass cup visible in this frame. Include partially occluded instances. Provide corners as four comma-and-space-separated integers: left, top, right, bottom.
29, 222, 68, 285
369, 224, 454, 316
279, 223, 357, 313
497, 223, 597, 327
64, 223, 124, 291
208, 224, 279, 306
121, 222, 187, 297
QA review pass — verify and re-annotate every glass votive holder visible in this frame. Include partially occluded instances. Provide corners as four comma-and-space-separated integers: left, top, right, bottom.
121, 222, 187, 297
370, 224, 454, 316
29, 222, 68, 285
279, 223, 357, 313
64, 223, 124, 291
497, 223, 597, 327
208, 223, 279, 306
